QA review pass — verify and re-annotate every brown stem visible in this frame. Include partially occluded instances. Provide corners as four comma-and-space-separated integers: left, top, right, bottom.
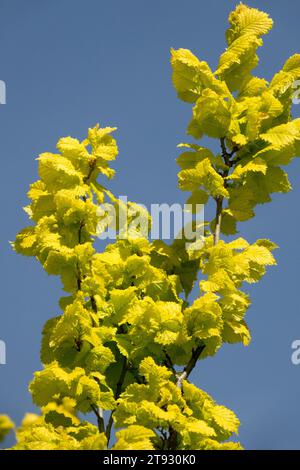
213, 138, 238, 245
220, 136, 228, 159
83, 158, 97, 183
165, 345, 205, 450
105, 355, 128, 445
78, 220, 85, 244
77, 216, 106, 433
163, 351, 176, 375
90, 404, 105, 434
167, 427, 179, 450
76, 221, 84, 289
213, 196, 223, 245
76, 261, 82, 291
176, 345, 206, 389
90, 295, 97, 313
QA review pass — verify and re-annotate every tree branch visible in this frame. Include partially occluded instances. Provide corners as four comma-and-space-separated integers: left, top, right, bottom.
78, 220, 85, 244
176, 344, 206, 389
90, 295, 97, 313
167, 427, 178, 450
213, 138, 239, 245
167, 139, 235, 449
83, 158, 97, 183
90, 403, 105, 434
105, 355, 128, 445
76, 211, 106, 433
163, 350, 176, 375
76, 262, 82, 291
165, 345, 205, 450
220, 136, 228, 160
213, 195, 223, 245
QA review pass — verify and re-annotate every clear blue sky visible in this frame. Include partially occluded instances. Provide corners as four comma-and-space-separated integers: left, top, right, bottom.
1, 0, 300, 450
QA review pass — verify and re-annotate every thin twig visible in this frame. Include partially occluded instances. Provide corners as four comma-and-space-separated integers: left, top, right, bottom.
78, 220, 85, 244
90, 403, 105, 434
220, 136, 228, 159
213, 196, 223, 245
77, 204, 106, 433
106, 355, 128, 444
167, 139, 240, 449
176, 345, 206, 389
167, 426, 178, 450
165, 345, 205, 450
90, 295, 97, 313
76, 262, 82, 291
163, 351, 176, 374
213, 138, 239, 245
83, 158, 97, 183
